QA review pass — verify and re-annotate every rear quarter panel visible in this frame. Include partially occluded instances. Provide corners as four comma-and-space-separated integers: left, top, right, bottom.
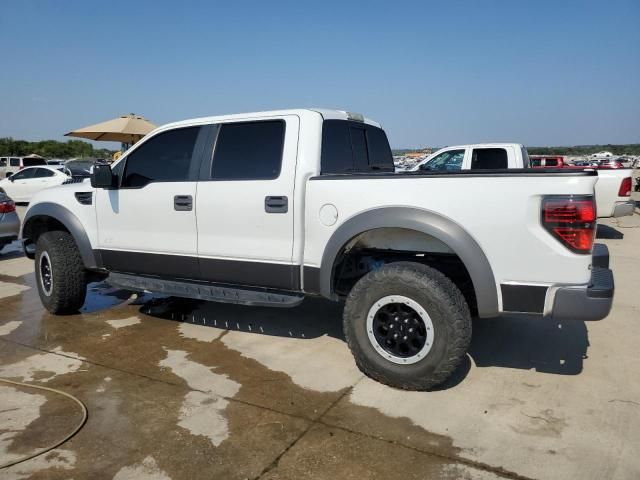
594, 169, 632, 217
303, 173, 598, 305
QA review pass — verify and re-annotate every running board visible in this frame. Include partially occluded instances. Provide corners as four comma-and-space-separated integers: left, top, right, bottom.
107, 272, 304, 308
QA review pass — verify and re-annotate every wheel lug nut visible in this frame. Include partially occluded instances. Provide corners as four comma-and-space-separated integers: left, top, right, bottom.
404, 319, 408, 323
403, 336, 407, 340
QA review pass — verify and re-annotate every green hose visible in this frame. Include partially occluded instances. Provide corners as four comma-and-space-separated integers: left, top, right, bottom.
0, 377, 88, 469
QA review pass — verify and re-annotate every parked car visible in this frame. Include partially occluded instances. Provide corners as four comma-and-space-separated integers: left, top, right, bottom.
411, 143, 634, 218
529, 155, 565, 168
21, 109, 614, 391
0, 166, 70, 202
0, 192, 20, 252
0, 156, 48, 178
63, 159, 95, 179
46, 159, 66, 168
595, 158, 624, 169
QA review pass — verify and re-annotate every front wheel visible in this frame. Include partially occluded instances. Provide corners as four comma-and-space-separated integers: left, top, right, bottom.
35, 231, 88, 314
343, 262, 472, 390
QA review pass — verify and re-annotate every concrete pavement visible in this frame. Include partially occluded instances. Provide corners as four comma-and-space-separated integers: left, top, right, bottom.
0, 205, 638, 479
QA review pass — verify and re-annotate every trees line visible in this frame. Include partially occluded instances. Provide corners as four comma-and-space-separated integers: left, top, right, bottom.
0, 137, 117, 159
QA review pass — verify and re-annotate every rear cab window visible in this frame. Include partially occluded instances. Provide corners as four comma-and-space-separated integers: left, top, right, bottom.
470, 148, 508, 169
320, 120, 394, 174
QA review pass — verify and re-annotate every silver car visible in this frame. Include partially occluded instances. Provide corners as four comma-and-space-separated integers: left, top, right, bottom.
0, 192, 20, 251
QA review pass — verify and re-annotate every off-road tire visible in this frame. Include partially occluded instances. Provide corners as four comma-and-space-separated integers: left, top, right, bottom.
35, 231, 88, 314
343, 262, 471, 390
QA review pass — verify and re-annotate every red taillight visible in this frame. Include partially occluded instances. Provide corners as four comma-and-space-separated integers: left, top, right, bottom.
0, 200, 16, 213
618, 177, 631, 197
542, 196, 595, 254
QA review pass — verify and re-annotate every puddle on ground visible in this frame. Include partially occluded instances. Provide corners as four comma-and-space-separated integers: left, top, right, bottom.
0, 281, 538, 479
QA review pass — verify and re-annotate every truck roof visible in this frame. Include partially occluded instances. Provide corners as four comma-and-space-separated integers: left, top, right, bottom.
439, 143, 524, 149
158, 108, 382, 132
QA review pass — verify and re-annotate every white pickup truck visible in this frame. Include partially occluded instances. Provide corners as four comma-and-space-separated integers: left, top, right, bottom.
410, 143, 635, 218
21, 110, 614, 390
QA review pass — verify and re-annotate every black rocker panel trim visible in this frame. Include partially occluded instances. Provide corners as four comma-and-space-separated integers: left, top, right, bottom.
99, 249, 200, 280
199, 257, 299, 291
501, 284, 548, 314
96, 250, 300, 291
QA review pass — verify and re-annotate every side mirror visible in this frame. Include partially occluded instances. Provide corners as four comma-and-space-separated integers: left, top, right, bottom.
91, 163, 115, 188
9, 176, 15, 182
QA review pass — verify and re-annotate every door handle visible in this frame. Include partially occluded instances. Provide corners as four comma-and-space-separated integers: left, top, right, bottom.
265, 196, 288, 213
174, 195, 193, 211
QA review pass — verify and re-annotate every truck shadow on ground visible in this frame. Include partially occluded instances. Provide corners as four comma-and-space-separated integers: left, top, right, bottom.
138, 295, 589, 391
596, 224, 624, 239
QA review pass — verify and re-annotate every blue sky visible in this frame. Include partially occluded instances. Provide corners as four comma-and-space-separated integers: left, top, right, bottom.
1, 0, 638, 148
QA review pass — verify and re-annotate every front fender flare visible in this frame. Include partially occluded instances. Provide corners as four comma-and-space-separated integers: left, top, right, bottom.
22, 202, 100, 270
318, 207, 499, 318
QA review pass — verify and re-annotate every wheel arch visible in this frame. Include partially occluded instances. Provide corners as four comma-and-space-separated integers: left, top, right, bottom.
318, 207, 499, 318
22, 202, 100, 270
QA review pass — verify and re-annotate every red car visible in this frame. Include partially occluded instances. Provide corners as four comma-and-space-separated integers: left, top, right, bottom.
530, 155, 565, 168
595, 159, 624, 169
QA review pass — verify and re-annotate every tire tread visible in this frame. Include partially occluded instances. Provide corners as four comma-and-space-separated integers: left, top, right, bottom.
343, 262, 471, 390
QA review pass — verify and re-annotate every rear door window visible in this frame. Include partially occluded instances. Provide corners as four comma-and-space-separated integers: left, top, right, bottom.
470, 148, 508, 169
210, 120, 285, 180
10, 158, 20, 167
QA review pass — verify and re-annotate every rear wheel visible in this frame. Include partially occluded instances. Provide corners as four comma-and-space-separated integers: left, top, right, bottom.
343, 262, 471, 390
35, 231, 88, 314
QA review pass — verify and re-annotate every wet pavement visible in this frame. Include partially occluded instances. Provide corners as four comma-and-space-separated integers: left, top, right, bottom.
0, 207, 639, 479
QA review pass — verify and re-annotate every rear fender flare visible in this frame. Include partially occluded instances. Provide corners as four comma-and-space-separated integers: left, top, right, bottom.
319, 207, 499, 318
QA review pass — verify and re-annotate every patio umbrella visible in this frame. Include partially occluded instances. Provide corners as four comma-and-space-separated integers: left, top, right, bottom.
65, 114, 157, 144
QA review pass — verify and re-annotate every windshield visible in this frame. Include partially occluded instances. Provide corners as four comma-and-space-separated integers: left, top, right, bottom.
65, 162, 93, 176
421, 149, 465, 171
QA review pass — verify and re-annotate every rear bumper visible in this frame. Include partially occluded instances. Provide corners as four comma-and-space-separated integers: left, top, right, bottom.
551, 268, 614, 321
500, 243, 614, 321
612, 200, 635, 217
550, 244, 614, 321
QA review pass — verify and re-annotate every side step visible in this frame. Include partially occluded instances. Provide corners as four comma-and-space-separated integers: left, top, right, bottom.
107, 272, 304, 308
